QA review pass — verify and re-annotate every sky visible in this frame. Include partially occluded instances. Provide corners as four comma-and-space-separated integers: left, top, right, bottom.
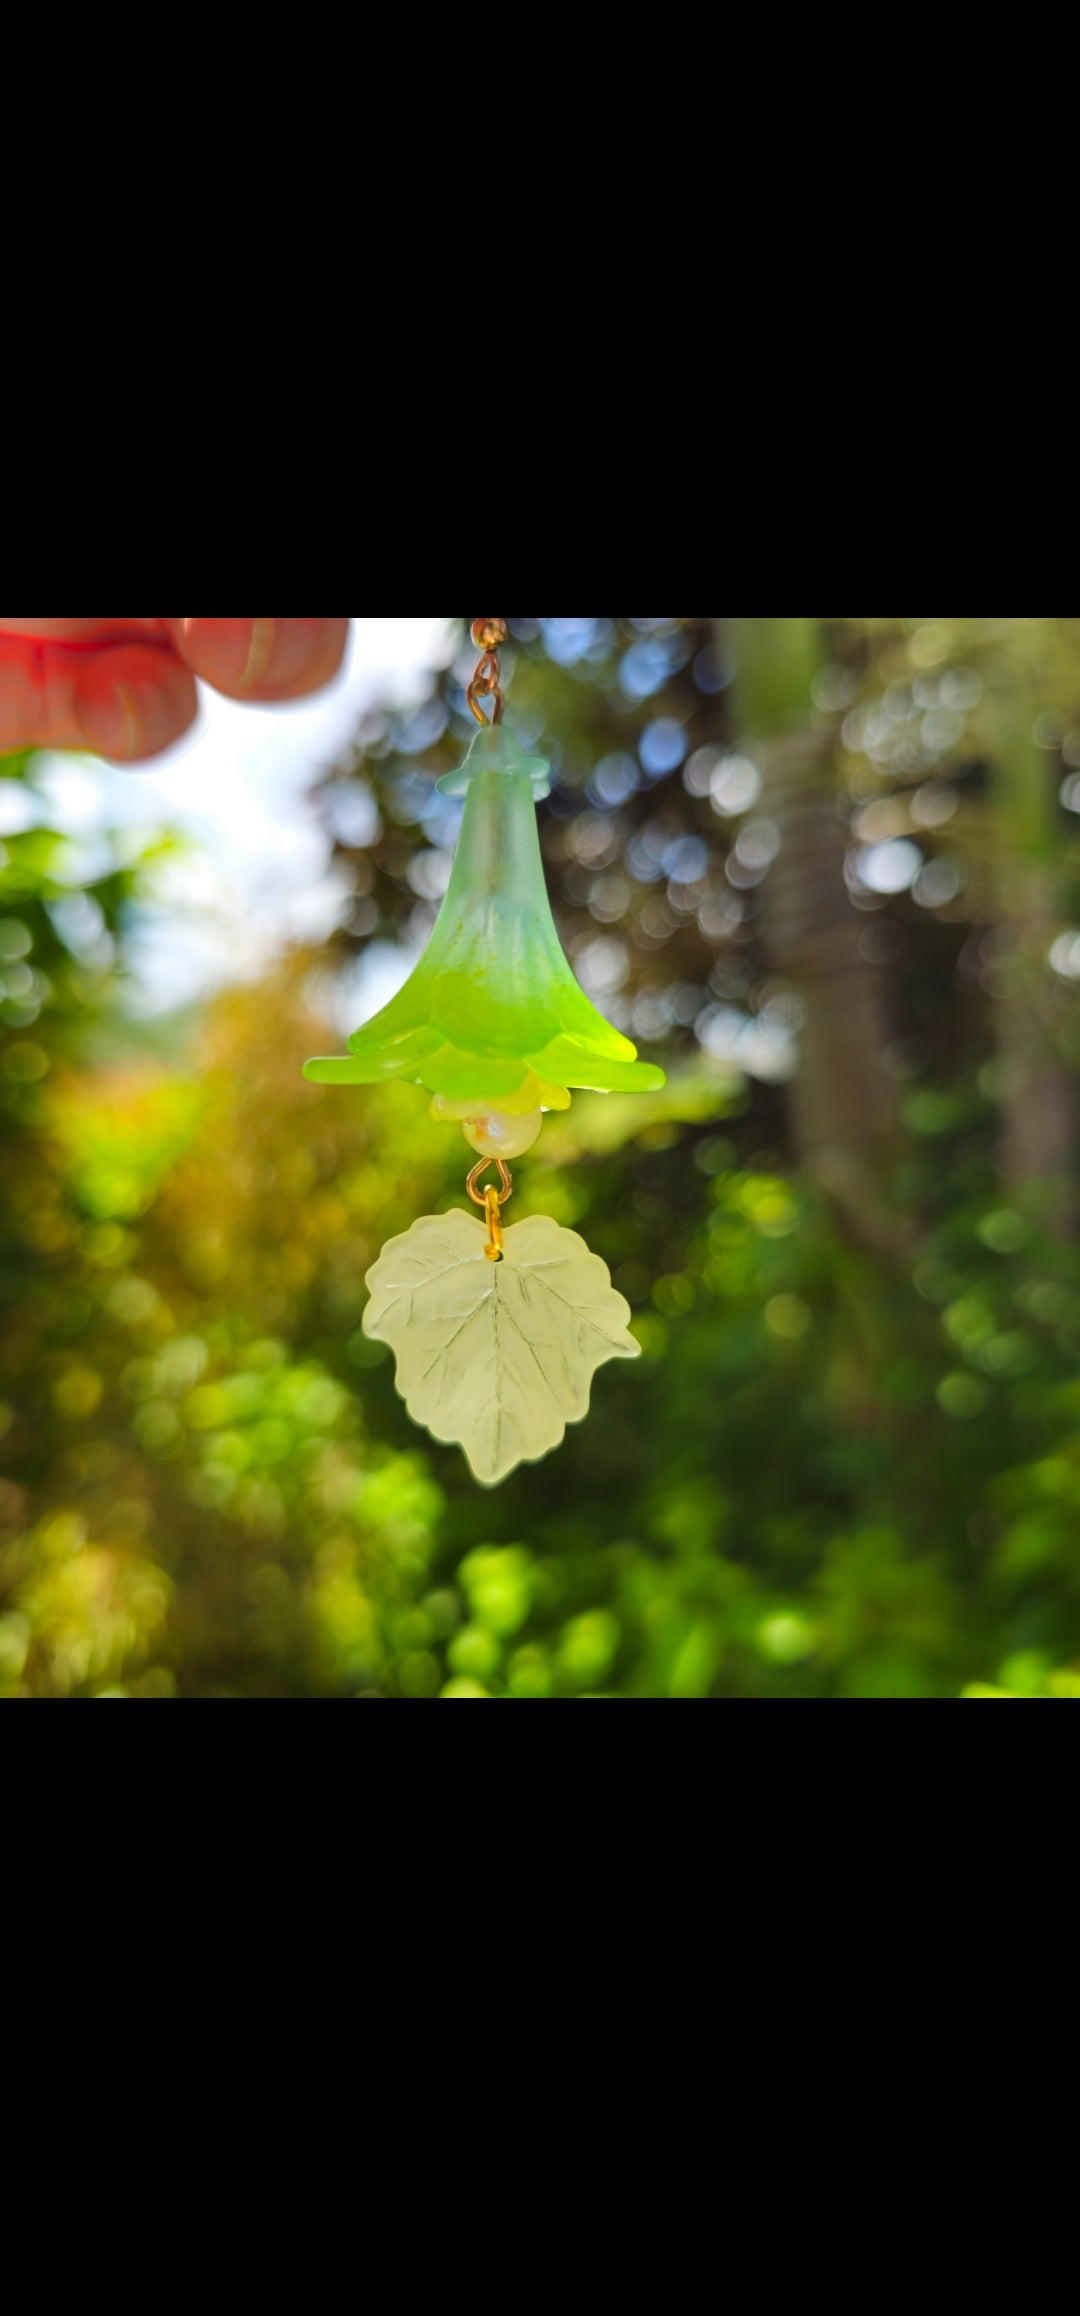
29, 618, 452, 1014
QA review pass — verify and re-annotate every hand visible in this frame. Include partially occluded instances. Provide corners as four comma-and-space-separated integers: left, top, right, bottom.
0, 618, 350, 764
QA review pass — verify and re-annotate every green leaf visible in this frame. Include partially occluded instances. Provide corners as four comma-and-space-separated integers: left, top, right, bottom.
364, 1210, 639, 1485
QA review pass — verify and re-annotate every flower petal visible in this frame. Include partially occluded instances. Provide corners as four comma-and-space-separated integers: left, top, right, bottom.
530, 1036, 667, 1095
306, 1028, 442, 1085
306, 751, 667, 1111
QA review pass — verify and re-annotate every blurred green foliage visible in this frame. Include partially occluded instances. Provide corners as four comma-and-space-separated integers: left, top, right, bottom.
4, 618, 1080, 1697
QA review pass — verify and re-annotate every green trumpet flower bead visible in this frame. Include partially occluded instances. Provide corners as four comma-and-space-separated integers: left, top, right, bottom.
304, 723, 666, 1108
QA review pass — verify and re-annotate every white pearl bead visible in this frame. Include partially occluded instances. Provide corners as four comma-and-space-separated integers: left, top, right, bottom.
463, 1108, 544, 1160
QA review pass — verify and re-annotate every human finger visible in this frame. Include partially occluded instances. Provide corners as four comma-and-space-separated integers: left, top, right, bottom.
0, 635, 197, 762
166, 617, 349, 702
0, 618, 168, 647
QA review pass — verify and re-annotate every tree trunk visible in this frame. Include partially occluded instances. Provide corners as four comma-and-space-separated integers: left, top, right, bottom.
992, 701, 1074, 1233
721, 619, 904, 1252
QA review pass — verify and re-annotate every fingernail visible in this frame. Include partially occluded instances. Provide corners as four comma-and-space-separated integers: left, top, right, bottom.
73, 648, 198, 763
179, 617, 319, 694
77, 679, 143, 759
239, 617, 276, 687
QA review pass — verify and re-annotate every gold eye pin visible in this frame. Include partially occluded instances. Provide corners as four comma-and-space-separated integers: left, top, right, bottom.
467, 616, 509, 726
467, 1156, 513, 1260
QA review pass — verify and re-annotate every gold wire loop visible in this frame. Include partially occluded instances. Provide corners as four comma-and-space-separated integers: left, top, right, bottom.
467, 1156, 513, 1260
466, 1156, 513, 1206
466, 617, 508, 726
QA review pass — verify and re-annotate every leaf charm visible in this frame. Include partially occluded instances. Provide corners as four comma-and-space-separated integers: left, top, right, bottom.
364, 1210, 640, 1486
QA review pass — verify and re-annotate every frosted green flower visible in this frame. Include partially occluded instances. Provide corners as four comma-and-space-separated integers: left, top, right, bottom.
304, 723, 665, 1112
